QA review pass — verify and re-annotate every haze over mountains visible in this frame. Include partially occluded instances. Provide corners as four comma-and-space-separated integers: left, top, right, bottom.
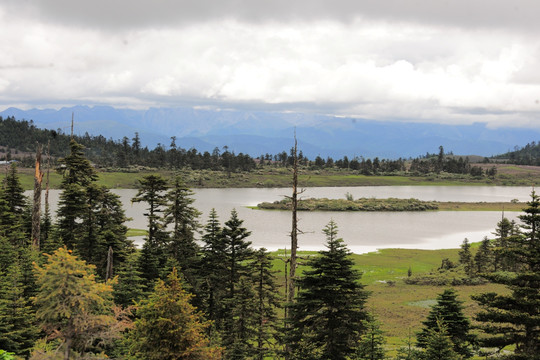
1, 106, 538, 159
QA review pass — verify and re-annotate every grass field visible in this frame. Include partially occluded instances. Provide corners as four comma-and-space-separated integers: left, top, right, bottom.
268, 246, 508, 357
5, 164, 540, 190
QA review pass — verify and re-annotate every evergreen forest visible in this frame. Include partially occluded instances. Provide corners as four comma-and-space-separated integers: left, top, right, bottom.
0, 129, 539, 360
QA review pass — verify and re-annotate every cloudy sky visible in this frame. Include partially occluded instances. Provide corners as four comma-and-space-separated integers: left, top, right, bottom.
1, 0, 539, 128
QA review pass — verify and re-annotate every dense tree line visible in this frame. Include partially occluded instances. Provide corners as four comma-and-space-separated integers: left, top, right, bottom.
495, 140, 540, 165
1, 116, 499, 179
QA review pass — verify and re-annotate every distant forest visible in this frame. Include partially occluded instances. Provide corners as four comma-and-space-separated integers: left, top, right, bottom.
0, 115, 511, 177
494, 141, 540, 165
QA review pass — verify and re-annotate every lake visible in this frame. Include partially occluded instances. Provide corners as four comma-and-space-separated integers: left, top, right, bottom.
35, 186, 532, 253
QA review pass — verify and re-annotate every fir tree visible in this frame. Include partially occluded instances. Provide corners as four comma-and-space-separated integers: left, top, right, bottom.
417, 288, 474, 358
128, 268, 222, 360
422, 319, 460, 360
458, 238, 474, 277
288, 220, 369, 360
163, 176, 201, 288
0, 163, 26, 219
354, 313, 386, 360
113, 252, 145, 308
473, 190, 540, 359
474, 236, 493, 274
0, 263, 39, 357
131, 174, 168, 282
33, 247, 116, 360
199, 209, 228, 330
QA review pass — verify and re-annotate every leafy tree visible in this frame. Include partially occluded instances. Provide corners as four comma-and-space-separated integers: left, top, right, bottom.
128, 268, 222, 360
288, 220, 369, 360
33, 247, 116, 360
417, 288, 474, 358
473, 191, 540, 359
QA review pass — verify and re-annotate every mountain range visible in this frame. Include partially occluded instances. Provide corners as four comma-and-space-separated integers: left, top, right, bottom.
1, 105, 538, 159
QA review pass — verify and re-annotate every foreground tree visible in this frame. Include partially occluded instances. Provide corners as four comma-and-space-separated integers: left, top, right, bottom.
288, 220, 369, 360
128, 268, 222, 360
33, 247, 116, 360
417, 288, 474, 358
473, 191, 540, 359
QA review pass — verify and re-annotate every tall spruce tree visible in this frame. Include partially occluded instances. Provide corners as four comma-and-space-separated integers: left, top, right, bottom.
163, 176, 201, 287
473, 190, 540, 359
0, 262, 39, 357
55, 139, 98, 250
288, 220, 369, 360
131, 174, 168, 282
199, 209, 228, 330
417, 288, 474, 358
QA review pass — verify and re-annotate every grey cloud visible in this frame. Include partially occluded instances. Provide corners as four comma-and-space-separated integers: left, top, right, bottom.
5, 0, 540, 31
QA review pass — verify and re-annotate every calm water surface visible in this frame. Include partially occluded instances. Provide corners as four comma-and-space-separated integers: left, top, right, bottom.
37, 186, 531, 253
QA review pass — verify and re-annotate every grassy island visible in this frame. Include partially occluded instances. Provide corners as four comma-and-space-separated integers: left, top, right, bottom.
256, 197, 525, 212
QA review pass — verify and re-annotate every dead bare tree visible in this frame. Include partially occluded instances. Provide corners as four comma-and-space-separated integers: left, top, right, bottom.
32, 143, 43, 249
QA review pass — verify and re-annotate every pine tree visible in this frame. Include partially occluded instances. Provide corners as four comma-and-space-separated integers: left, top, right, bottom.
354, 313, 386, 360
422, 319, 460, 360
128, 268, 222, 360
113, 252, 146, 308
474, 236, 493, 274
33, 247, 116, 360
473, 190, 540, 359
0, 163, 26, 219
222, 209, 253, 300
131, 174, 169, 282
163, 176, 201, 287
458, 238, 474, 277
252, 248, 281, 360
288, 220, 369, 360
417, 288, 474, 358
199, 209, 228, 330
0, 262, 39, 357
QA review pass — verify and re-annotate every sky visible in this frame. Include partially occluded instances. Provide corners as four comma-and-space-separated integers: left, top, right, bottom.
1, 0, 540, 128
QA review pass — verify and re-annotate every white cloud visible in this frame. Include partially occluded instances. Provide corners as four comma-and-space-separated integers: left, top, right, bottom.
1, 2, 540, 127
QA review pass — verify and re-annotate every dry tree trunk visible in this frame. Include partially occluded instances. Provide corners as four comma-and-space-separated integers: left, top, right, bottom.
32, 143, 43, 249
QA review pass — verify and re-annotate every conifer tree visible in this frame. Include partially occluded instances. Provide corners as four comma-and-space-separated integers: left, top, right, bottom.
288, 220, 369, 360
417, 288, 474, 358
422, 319, 460, 360
131, 174, 168, 282
0, 163, 26, 219
473, 190, 540, 359
222, 209, 253, 300
113, 252, 146, 308
199, 209, 228, 329
0, 263, 39, 357
33, 247, 116, 360
163, 176, 201, 287
458, 238, 474, 277
474, 236, 493, 274
354, 313, 386, 360
128, 268, 222, 360
252, 248, 281, 360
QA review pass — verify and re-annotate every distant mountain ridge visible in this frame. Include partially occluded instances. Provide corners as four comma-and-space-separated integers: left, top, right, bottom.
1, 105, 538, 159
